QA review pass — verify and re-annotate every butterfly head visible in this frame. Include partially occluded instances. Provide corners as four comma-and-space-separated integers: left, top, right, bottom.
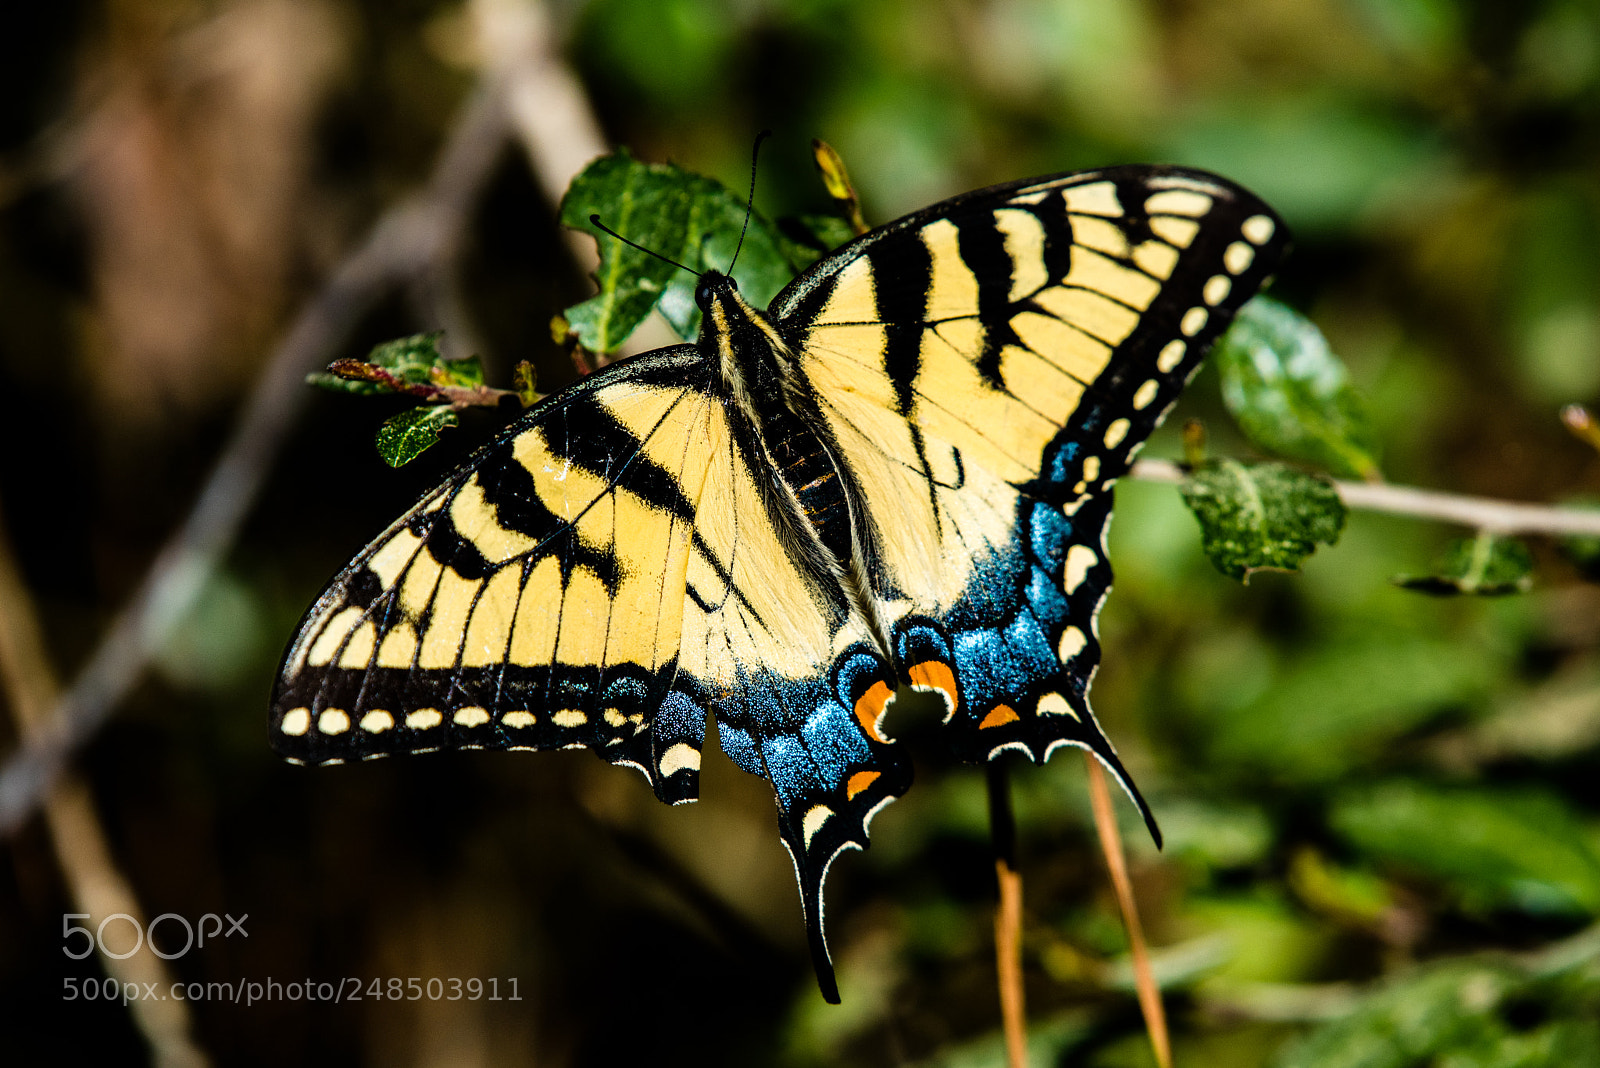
694, 269, 737, 314
694, 269, 763, 346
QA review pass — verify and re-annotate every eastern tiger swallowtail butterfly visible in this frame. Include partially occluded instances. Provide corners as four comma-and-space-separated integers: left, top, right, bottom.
271, 164, 1287, 1002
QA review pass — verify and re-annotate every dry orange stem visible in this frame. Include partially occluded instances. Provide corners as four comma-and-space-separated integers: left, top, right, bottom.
994, 857, 1028, 1068
1085, 753, 1172, 1068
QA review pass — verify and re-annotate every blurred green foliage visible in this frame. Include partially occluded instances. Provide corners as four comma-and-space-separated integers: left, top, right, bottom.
3, 0, 1600, 1066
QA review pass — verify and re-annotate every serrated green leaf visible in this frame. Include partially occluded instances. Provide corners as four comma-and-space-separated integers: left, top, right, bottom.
1178, 459, 1346, 581
1394, 532, 1535, 596
366, 332, 446, 384
1328, 783, 1600, 917
559, 150, 799, 352
375, 406, 458, 467
1215, 297, 1382, 480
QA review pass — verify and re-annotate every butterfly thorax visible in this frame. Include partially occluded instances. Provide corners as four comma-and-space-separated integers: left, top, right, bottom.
695, 270, 887, 641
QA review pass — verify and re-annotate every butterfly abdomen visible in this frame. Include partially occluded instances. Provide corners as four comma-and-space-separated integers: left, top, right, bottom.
757, 403, 853, 560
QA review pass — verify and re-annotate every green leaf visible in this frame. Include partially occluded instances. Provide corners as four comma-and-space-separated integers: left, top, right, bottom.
375, 406, 458, 468
1394, 532, 1535, 596
1289, 848, 1393, 925
1273, 921, 1600, 1068
1272, 960, 1523, 1068
558, 150, 799, 352
366, 332, 447, 384
1328, 783, 1600, 917
1178, 459, 1346, 581
1214, 297, 1382, 480
310, 333, 456, 396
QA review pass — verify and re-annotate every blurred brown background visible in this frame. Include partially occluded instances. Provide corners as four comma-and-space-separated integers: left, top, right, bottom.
3, 1, 1600, 1065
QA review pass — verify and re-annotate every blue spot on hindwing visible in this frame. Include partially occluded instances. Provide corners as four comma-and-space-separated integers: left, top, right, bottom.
895, 620, 952, 667
1028, 502, 1071, 570
802, 703, 872, 780
1027, 566, 1070, 629
718, 721, 759, 776
655, 690, 705, 746
762, 733, 812, 809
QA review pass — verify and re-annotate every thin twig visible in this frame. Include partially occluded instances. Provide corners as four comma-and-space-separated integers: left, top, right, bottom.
1131, 458, 1600, 537
0, 73, 514, 836
0, 503, 208, 1068
987, 761, 1028, 1068
1085, 754, 1172, 1068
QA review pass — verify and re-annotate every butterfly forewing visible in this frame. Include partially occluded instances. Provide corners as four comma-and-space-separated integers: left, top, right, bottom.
274, 348, 731, 797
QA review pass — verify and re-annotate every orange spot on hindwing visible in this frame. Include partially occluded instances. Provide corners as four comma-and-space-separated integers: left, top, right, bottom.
846, 770, 881, 799
907, 660, 960, 716
979, 705, 1020, 730
853, 681, 895, 743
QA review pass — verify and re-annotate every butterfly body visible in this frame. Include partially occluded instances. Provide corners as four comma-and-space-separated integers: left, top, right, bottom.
272, 165, 1288, 1001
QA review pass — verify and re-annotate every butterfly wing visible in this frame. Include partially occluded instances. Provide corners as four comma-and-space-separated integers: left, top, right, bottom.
772, 165, 1289, 825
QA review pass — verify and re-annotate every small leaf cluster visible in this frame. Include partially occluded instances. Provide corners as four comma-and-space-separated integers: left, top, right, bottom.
1198, 298, 1540, 593
1178, 458, 1346, 582
309, 333, 534, 467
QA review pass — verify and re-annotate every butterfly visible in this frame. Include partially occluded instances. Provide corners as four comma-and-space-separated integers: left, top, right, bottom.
270, 163, 1287, 1002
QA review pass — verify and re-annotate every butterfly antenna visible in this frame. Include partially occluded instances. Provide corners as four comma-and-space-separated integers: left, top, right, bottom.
727, 129, 772, 275
588, 215, 700, 277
